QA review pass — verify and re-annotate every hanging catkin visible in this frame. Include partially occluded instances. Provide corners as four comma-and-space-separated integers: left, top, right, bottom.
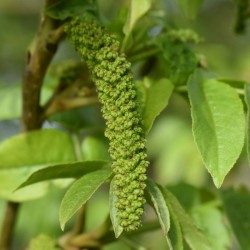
65, 17, 149, 231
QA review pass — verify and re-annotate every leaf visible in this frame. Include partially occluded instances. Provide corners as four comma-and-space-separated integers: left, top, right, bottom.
0, 84, 52, 120
81, 135, 110, 161
176, 0, 203, 19
123, 0, 152, 36
0, 129, 76, 169
167, 209, 183, 250
220, 188, 250, 250
0, 85, 21, 119
218, 78, 246, 90
28, 234, 59, 250
59, 168, 112, 230
0, 167, 49, 202
109, 178, 124, 238
17, 161, 110, 189
146, 179, 171, 248
138, 78, 174, 134
120, 236, 147, 250
49, 106, 102, 131
188, 71, 245, 187
245, 83, 250, 165
191, 204, 231, 250
163, 188, 211, 250
46, 0, 97, 20
168, 183, 200, 211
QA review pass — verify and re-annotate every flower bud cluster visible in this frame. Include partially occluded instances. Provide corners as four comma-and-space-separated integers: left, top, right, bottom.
65, 18, 149, 231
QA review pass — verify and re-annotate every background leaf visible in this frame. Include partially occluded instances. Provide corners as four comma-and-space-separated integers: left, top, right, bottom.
0, 129, 76, 169
59, 168, 111, 230
245, 83, 250, 165
18, 161, 110, 189
45, 0, 97, 20
81, 135, 110, 161
176, 0, 203, 19
0, 167, 49, 202
191, 204, 231, 250
28, 234, 59, 250
0, 84, 51, 120
163, 188, 211, 250
220, 188, 250, 250
188, 71, 245, 187
109, 179, 124, 238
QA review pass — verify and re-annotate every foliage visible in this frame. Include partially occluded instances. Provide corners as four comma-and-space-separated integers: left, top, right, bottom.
0, 0, 250, 249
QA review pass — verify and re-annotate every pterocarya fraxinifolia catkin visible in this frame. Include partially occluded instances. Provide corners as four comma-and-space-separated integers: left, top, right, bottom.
65, 17, 149, 232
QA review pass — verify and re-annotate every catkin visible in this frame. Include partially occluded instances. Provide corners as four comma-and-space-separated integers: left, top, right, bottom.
65, 17, 149, 231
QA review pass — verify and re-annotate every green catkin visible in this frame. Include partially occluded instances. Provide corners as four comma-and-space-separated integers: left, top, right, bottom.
65, 18, 149, 231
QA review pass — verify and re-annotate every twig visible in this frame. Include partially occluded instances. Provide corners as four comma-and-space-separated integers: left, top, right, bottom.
0, 202, 19, 250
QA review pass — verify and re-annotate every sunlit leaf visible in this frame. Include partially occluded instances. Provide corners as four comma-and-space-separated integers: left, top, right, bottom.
188, 70, 245, 187
0, 167, 49, 202
59, 168, 112, 230
109, 178, 124, 238
123, 0, 152, 36
0, 129, 76, 169
17, 161, 110, 189
220, 188, 250, 250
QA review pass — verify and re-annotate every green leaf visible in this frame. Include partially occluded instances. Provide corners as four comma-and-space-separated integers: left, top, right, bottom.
168, 183, 200, 211
81, 135, 110, 161
163, 188, 211, 250
109, 178, 124, 238
218, 78, 246, 90
17, 161, 110, 189
123, 0, 152, 36
191, 204, 231, 250
0, 85, 21, 119
28, 234, 59, 250
188, 71, 245, 187
176, 0, 203, 19
59, 168, 112, 230
168, 209, 183, 250
0, 129, 76, 169
138, 78, 174, 134
46, 0, 97, 20
0, 84, 52, 120
49, 106, 102, 131
0, 167, 49, 202
245, 84, 250, 165
220, 188, 250, 250
146, 179, 171, 248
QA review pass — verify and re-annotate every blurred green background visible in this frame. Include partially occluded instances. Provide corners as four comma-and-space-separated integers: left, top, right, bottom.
0, 0, 250, 249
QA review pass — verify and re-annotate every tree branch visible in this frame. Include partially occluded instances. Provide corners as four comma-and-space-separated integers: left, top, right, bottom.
0, 202, 19, 250
0, 1, 64, 249
21, 5, 64, 131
